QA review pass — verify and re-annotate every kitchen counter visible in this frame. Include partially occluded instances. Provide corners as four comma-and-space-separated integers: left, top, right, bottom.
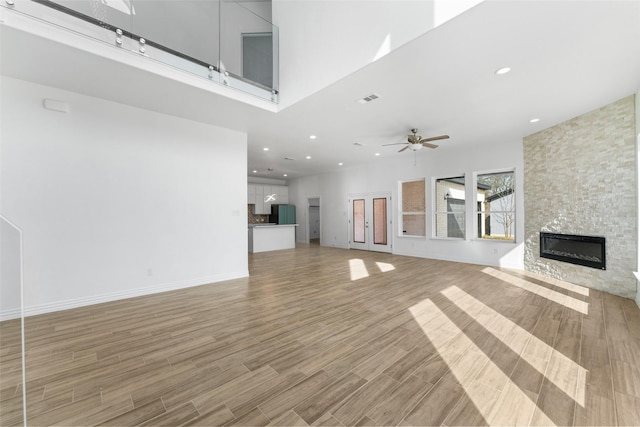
248, 224, 298, 253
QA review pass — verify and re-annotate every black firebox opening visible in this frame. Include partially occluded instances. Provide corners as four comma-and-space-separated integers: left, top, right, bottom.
540, 232, 606, 270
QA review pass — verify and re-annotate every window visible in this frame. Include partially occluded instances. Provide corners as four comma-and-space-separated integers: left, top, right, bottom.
475, 171, 515, 241
400, 179, 426, 236
434, 176, 465, 238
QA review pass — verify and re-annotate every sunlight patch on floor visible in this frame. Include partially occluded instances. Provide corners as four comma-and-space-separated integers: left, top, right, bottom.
349, 259, 369, 281
409, 296, 556, 426
375, 262, 395, 273
481, 267, 589, 315
515, 269, 590, 296
441, 285, 586, 407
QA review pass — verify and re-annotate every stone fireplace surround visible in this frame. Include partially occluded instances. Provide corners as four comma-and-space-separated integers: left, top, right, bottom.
523, 95, 637, 299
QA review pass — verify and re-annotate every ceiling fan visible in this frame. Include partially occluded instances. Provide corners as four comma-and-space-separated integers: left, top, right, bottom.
383, 128, 450, 152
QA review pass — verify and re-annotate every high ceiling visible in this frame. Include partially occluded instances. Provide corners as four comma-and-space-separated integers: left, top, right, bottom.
2, 1, 640, 181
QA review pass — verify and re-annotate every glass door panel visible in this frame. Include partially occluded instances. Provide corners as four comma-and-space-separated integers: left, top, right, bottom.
373, 198, 387, 245
352, 199, 366, 244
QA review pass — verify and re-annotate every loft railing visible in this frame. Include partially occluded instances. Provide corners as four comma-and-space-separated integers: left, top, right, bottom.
1, 0, 279, 103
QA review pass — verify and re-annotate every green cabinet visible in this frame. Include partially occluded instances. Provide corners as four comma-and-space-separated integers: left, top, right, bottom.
271, 204, 296, 224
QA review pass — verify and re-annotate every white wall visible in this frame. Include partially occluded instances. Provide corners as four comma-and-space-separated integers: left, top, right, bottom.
248, 176, 286, 186
0, 77, 248, 319
272, 0, 482, 108
289, 138, 524, 269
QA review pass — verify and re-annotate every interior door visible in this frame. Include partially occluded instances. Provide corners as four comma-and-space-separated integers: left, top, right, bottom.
348, 193, 391, 253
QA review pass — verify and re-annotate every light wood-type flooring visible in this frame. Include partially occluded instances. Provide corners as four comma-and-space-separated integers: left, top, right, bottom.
1, 244, 640, 426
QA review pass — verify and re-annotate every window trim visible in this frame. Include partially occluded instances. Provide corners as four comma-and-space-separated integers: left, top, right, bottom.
431, 174, 466, 240
472, 168, 517, 243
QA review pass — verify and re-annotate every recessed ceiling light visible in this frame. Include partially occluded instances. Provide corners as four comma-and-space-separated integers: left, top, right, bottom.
338, 162, 343, 166
263, 147, 269, 151
306, 155, 312, 159
252, 170, 257, 173
283, 174, 288, 177
309, 135, 317, 140
375, 153, 381, 156
530, 118, 540, 123
495, 67, 511, 75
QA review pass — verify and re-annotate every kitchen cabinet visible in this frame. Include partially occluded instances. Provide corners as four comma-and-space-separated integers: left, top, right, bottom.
253, 186, 263, 213
273, 185, 289, 204
247, 184, 256, 205
256, 186, 271, 214
263, 186, 275, 214
248, 224, 297, 253
249, 184, 288, 214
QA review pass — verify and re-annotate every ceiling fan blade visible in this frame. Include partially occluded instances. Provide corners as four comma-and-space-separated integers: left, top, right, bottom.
382, 142, 408, 146
420, 135, 450, 143
422, 142, 439, 149
398, 145, 410, 153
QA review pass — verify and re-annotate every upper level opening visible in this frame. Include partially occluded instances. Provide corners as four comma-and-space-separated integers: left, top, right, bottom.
6, 0, 278, 103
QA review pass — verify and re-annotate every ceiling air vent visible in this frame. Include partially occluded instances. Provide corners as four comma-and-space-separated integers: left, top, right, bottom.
356, 93, 380, 104
284, 157, 296, 160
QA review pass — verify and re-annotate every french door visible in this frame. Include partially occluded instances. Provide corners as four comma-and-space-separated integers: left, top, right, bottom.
348, 193, 391, 253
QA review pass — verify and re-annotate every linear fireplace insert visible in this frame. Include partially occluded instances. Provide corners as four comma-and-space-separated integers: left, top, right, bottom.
540, 232, 606, 270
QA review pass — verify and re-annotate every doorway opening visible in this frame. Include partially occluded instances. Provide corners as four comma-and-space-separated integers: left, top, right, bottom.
308, 197, 320, 245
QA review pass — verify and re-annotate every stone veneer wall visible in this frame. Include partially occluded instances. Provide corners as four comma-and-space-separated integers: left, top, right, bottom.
524, 95, 637, 298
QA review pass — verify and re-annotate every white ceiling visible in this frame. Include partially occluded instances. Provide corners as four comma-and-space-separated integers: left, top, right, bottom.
2, 0, 640, 181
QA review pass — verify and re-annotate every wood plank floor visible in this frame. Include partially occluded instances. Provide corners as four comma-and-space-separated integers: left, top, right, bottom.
1, 244, 640, 426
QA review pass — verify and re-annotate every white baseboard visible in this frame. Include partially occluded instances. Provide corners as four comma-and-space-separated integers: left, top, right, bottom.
634, 272, 640, 309
0, 308, 21, 322
0, 271, 249, 321
331, 243, 349, 250
391, 249, 491, 267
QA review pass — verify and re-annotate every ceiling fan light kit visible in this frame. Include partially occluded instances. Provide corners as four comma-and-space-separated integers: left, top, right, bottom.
383, 128, 450, 153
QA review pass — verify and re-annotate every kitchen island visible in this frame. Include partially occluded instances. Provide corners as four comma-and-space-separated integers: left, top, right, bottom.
248, 224, 298, 253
